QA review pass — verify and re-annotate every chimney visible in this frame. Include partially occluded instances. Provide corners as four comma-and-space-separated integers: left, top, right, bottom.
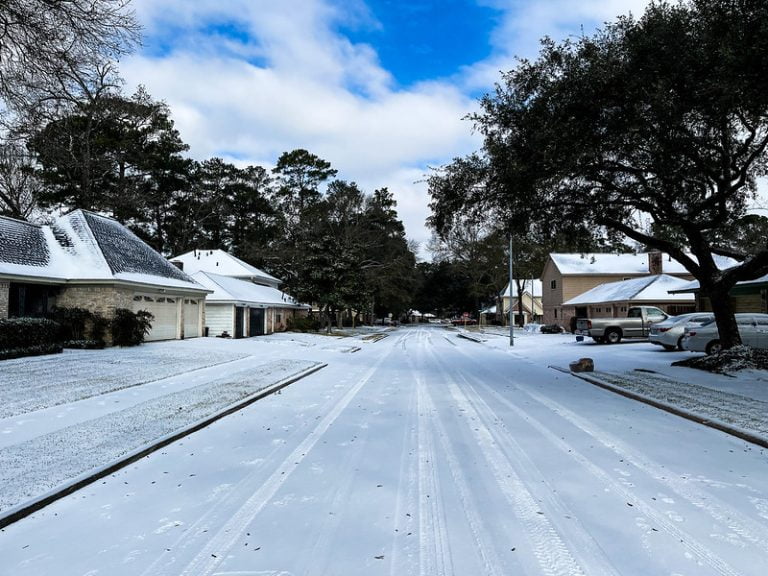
648, 251, 662, 275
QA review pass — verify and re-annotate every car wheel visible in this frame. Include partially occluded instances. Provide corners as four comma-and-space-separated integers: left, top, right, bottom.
676, 336, 685, 351
705, 340, 722, 355
662, 344, 676, 351
605, 329, 621, 344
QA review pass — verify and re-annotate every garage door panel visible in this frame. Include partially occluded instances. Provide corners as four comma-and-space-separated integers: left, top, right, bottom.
132, 294, 178, 341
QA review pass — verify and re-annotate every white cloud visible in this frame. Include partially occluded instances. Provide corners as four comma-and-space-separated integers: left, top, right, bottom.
122, 0, 653, 256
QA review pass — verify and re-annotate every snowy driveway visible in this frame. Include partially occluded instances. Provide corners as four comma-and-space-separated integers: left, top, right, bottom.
1, 327, 768, 575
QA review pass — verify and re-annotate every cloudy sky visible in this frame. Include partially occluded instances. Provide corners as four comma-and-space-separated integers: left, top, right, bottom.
122, 0, 651, 257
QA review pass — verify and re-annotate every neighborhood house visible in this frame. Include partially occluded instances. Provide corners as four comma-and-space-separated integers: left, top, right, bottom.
170, 249, 308, 337
0, 210, 209, 342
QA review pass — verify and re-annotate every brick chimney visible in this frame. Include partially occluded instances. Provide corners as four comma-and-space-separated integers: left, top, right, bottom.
648, 251, 662, 275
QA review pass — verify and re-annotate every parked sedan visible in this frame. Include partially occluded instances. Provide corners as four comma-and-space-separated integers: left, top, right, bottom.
649, 312, 714, 351
682, 313, 768, 354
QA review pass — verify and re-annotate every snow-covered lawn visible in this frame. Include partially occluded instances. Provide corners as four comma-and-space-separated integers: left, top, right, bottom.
1, 326, 767, 575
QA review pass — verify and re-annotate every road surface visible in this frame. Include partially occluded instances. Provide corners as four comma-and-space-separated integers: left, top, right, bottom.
1, 326, 767, 575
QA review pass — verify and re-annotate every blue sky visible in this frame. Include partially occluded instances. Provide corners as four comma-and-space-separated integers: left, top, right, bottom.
123, 0, 651, 256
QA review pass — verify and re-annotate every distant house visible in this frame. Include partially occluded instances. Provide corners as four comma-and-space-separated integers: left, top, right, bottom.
540, 252, 736, 328
562, 274, 696, 318
169, 249, 308, 338
170, 249, 280, 288
190, 272, 309, 337
499, 280, 543, 325
0, 211, 209, 342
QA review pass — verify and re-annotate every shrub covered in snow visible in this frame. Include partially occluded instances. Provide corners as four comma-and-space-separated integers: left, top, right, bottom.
672, 345, 768, 373
110, 308, 154, 346
51, 306, 108, 348
0, 317, 63, 360
287, 315, 321, 332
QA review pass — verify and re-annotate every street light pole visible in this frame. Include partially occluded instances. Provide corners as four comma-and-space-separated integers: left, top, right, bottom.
509, 233, 514, 347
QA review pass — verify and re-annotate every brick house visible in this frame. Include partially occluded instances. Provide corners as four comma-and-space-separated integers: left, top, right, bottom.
541, 252, 698, 329
561, 274, 696, 319
0, 211, 209, 342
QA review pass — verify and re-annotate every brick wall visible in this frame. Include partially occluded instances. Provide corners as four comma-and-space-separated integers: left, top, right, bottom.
0, 281, 9, 318
57, 285, 135, 344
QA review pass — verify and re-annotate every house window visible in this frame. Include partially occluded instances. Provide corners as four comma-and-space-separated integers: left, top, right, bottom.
143, 296, 154, 302
554, 309, 558, 319
550, 280, 557, 290
133, 295, 142, 302
276, 313, 282, 324
166, 298, 176, 303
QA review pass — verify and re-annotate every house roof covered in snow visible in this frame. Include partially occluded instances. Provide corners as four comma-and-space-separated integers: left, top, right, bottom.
0, 211, 206, 292
191, 272, 307, 309
549, 252, 735, 276
501, 279, 543, 298
170, 249, 280, 288
669, 271, 768, 294
562, 274, 695, 305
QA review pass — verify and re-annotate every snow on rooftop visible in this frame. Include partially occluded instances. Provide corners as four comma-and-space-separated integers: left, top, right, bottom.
563, 274, 695, 305
550, 252, 736, 276
0, 211, 204, 292
501, 279, 543, 298
192, 272, 306, 308
171, 249, 280, 287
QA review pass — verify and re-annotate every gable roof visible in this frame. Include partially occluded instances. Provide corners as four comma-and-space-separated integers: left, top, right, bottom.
549, 252, 736, 276
191, 271, 307, 309
562, 274, 695, 305
170, 249, 280, 287
0, 211, 205, 292
501, 279, 543, 298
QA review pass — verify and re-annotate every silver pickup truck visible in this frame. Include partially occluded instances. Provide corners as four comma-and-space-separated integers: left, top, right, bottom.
576, 306, 669, 344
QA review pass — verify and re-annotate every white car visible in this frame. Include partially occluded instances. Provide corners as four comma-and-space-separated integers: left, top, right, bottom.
682, 313, 768, 354
649, 312, 714, 351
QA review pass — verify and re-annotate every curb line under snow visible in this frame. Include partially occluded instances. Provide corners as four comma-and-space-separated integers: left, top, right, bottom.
550, 365, 768, 450
0, 363, 327, 531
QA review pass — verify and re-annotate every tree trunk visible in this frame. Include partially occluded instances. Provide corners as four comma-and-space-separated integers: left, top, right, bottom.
515, 279, 526, 327
705, 283, 741, 350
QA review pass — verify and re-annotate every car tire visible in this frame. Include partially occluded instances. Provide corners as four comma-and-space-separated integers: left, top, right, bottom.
662, 344, 676, 351
605, 329, 622, 344
676, 336, 685, 351
705, 340, 722, 355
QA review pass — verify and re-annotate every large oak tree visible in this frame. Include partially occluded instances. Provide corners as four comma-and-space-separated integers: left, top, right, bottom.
432, 0, 768, 348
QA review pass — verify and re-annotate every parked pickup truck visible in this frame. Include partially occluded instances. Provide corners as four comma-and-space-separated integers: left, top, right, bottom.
576, 306, 669, 344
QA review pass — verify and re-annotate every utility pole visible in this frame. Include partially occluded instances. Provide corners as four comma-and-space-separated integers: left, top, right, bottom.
509, 233, 514, 347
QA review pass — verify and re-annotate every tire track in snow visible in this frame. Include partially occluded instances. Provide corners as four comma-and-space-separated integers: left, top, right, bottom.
388, 375, 419, 576
518, 383, 768, 560
400, 329, 454, 576
448, 371, 621, 576
139, 337, 400, 576
448, 344, 749, 576
403, 328, 516, 576
415, 364, 509, 574
422, 340, 589, 576
415, 374, 453, 576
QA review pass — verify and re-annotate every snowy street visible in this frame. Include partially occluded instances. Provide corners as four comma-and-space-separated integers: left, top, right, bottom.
1, 326, 768, 575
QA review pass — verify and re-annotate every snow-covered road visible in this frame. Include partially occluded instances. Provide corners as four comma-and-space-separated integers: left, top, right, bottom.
1, 326, 767, 575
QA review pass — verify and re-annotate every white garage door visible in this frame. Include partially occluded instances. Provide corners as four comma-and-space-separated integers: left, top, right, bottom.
132, 294, 179, 341
183, 298, 202, 338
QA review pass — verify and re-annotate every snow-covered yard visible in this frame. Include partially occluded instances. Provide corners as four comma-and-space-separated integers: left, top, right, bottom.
1, 326, 767, 575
